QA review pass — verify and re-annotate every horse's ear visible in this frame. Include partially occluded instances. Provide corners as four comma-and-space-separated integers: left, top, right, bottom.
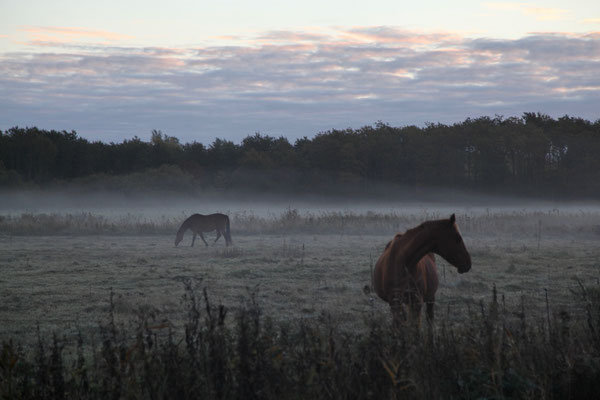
449, 214, 456, 224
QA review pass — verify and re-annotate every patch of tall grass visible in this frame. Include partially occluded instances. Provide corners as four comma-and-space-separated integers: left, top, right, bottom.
2, 283, 600, 399
1, 209, 600, 237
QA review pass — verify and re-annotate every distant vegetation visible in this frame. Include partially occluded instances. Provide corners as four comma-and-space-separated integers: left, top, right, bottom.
1, 113, 599, 198
2, 208, 600, 237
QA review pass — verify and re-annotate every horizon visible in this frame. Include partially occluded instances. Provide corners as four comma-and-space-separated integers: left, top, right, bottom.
3, 112, 598, 146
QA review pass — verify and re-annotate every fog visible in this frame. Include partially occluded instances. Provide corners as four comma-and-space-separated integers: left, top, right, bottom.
1, 188, 599, 220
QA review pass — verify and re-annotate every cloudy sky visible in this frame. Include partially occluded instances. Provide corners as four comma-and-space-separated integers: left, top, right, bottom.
1, 1, 599, 143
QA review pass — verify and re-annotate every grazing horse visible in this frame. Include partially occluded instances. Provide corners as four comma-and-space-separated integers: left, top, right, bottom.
373, 214, 471, 323
175, 213, 232, 247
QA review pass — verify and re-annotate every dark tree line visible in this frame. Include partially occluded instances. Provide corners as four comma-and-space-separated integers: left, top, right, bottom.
1, 113, 599, 198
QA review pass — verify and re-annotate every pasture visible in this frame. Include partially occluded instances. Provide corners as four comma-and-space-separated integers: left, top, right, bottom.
1, 206, 599, 343
2, 204, 600, 398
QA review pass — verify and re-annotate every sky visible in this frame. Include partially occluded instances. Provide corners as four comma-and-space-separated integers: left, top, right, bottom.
1, 0, 599, 143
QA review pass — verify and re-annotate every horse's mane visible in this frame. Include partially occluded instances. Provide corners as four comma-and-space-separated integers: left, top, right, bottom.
386, 219, 448, 261
404, 219, 441, 236
177, 215, 197, 235
404, 218, 452, 238
389, 221, 428, 246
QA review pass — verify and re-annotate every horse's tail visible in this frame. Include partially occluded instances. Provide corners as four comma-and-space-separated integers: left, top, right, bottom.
225, 215, 232, 246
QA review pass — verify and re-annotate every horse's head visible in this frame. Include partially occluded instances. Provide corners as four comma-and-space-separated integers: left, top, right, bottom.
435, 214, 471, 274
175, 231, 184, 247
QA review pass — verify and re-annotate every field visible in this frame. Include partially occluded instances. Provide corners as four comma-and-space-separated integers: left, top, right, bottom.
1, 201, 600, 398
2, 204, 600, 342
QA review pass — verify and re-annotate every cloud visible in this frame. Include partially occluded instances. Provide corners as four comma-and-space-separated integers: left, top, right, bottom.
0, 27, 598, 142
19, 26, 134, 46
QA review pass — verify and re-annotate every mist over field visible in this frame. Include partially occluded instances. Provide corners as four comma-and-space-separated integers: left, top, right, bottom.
3, 186, 600, 218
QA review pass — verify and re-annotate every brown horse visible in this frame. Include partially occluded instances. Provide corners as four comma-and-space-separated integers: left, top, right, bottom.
175, 213, 232, 247
373, 214, 471, 322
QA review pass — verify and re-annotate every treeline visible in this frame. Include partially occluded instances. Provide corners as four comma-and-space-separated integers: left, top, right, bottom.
1, 113, 599, 197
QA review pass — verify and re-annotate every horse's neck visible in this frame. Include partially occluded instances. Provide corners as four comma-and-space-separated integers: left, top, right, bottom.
179, 218, 192, 234
397, 225, 437, 269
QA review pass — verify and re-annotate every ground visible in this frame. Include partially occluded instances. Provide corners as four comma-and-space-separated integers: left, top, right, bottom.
1, 214, 599, 344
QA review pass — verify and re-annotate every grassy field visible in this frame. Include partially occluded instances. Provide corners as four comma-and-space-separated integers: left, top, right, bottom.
1, 207, 600, 399
1, 208, 599, 343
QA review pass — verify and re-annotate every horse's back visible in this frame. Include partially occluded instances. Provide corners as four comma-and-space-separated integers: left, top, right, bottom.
187, 213, 227, 232
211, 213, 229, 227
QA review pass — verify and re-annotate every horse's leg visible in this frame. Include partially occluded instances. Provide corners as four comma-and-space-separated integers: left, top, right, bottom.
191, 232, 197, 247
425, 301, 435, 347
199, 233, 209, 247
426, 301, 435, 322
424, 258, 438, 323
409, 295, 423, 325
390, 287, 407, 327
214, 230, 222, 243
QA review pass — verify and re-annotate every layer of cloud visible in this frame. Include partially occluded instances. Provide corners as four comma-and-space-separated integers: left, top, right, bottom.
1, 26, 598, 142
17, 26, 134, 47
